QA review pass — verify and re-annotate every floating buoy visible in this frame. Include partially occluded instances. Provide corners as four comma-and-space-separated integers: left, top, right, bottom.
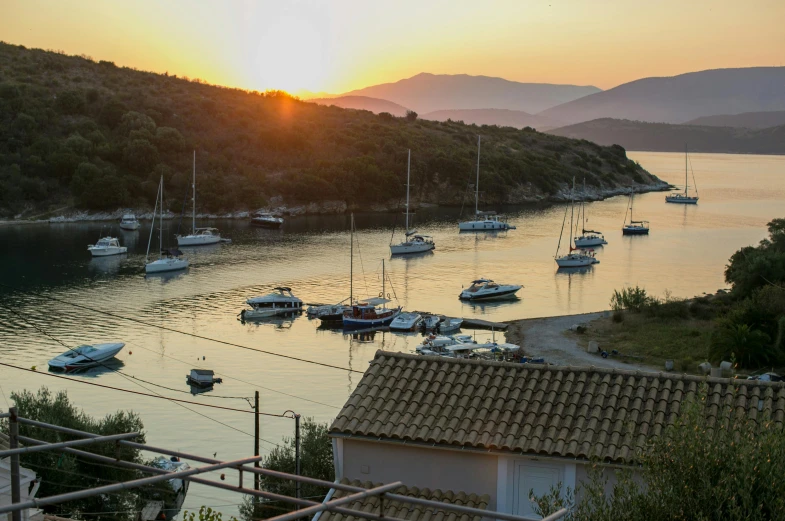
220, 473, 225, 481
203, 356, 206, 360
31, 365, 37, 371
129, 351, 132, 355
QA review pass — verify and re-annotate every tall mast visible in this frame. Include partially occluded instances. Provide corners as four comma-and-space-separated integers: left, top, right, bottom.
192, 150, 196, 234
146, 177, 161, 263
405, 149, 411, 232
684, 144, 688, 196
382, 258, 385, 303
475, 136, 481, 216
159, 176, 163, 256
569, 177, 575, 249
349, 214, 354, 304
581, 177, 586, 233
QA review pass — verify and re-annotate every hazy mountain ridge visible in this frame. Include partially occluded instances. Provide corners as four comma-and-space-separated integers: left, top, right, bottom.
342, 72, 601, 114
306, 96, 409, 117
540, 67, 785, 125
548, 118, 785, 154
421, 108, 563, 131
0, 42, 662, 218
685, 111, 785, 129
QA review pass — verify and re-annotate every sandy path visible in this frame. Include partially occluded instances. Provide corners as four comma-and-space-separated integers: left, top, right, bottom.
505, 311, 653, 371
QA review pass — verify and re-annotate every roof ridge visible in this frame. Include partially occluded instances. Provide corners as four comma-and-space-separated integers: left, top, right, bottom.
372, 350, 785, 388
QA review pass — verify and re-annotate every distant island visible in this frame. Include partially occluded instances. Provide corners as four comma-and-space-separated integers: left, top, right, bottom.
548, 118, 785, 154
0, 42, 664, 219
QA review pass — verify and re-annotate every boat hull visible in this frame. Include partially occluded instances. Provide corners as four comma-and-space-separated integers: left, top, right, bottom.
176, 234, 221, 246
622, 227, 650, 235
458, 220, 513, 231
89, 247, 127, 257
574, 237, 607, 247
390, 242, 435, 255
250, 219, 283, 229
146, 258, 189, 273
665, 196, 698, 204
342, 308, 401, 329
389, 313, 423, 331
119, 222, 140, 231
555, 256, 598, 268
459, 287, 521, 301
48, 343, 125, 370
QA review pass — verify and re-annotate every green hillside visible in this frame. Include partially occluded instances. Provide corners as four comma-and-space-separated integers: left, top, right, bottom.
0, 42, 661, 218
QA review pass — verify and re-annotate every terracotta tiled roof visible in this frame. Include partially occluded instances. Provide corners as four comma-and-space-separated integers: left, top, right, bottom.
317, 478, 489, 521
330, 351, 785, 464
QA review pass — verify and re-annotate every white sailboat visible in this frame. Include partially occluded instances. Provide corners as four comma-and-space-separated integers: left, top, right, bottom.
146, 176, 189, 274
666, 145, 699, 204
176, 151, 222, 246
390, 149, 435, 255
555, 178, 599, 268
573, 178, 607, 248
458, 136, 515, 231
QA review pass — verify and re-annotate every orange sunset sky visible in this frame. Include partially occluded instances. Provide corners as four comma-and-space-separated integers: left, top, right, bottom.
3, 0, 784, 94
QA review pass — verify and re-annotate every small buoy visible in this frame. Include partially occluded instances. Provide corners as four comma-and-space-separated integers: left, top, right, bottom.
129, 351, 132, 355
31, 365, 37, 371
203, 356, 206, 360
220, 473, 225, 481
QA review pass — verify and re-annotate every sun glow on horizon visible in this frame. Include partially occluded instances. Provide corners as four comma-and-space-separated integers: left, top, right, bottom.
3, 0, 784, 95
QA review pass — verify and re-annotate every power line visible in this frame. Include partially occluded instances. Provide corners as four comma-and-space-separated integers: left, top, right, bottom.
0, 282, 364, 374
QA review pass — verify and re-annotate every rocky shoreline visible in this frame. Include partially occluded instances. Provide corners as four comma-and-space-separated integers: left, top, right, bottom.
2, 179, 671, 225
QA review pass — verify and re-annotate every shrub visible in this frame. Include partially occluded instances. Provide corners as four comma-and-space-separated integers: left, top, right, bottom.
55, 89, 86, 114
610, 286, 651, 312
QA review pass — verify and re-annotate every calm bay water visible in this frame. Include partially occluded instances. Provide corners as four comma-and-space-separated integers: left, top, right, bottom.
0, 151, 783, 515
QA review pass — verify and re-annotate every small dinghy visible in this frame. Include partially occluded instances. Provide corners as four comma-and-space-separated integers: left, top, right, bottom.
389, 312, 422, 331
48, 342, 124, 371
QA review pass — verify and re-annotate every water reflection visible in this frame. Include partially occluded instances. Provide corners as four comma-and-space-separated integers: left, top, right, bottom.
49, 358, 125, 377
144, 269, 189, 283
88, 254, 127, 275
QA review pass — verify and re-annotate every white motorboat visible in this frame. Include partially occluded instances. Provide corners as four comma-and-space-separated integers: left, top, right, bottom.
459, 279, 522, 301
391, 150, 436, 255
176, 151, 222, 246
48, 342, 124, 371
87, 237, 127, 257
622, 189, 650, 235
119, 214, 140, 231
439, 317, 463, 332
555, 178, 600, 268
389, 312, 423, 331
573, 178, 607, 248
250, 212, 284, 228
150, 456, 190, 513
666, 145, 699, 204
146, 176, 189, 274
458, 136, 515, 232
421, 314, 441, 330
242, 287, 303, 319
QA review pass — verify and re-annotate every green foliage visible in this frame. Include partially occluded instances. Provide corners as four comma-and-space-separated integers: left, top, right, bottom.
0, 42, 656, 217
710, 322, 772, 367
610, 285, 652, 312
725, 218, 785, 299
405, 109, 418, 121
239, 419, 333, 521
7, 387, 147, 521
183, 506, 238, 521
533, 386, 785, 520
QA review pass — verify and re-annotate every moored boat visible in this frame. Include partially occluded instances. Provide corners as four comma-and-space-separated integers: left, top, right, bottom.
555, 178, 600, 268
48, 342, 125, 371
241, 287, 303, 319
176, 151, 222, 246
87, 237, 127, 257
458, 136, 515, 232
342, 297, 401, 329
459, 279, 522, 301
666, 145, 699, 204
250, 212, 284, 228
146, 176, 189, 274
119, 214, 140, 231
391, 150, 436, 255
622, 189, 650, 235
389, 312, 423, 331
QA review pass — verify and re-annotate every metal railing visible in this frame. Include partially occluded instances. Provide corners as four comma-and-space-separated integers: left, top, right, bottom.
2, 407, 568, 521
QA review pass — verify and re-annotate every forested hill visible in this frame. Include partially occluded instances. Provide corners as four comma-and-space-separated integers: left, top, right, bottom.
0, 42, 661, 218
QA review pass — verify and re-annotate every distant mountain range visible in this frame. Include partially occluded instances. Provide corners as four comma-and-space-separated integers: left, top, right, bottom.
539, 67, 785, 125
340, 73, 601, 114
548, 118, 785, 154
685, 110, 785, 129
420, 108, 562, 131
307, 95, 409, 117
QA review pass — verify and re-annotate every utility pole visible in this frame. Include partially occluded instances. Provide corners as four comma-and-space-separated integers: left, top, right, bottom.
254, 391, 260, 518
10, 406, 21, 521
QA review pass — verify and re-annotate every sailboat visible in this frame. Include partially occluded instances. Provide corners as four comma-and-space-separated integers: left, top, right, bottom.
666, 145, 699, 204
342, 258, 402, 329
314, 214, 357, 324
555, 178, 600, 268
390, 150, 435, 255
458, 136, 515, 231
573, 178, 607, 248
622, 188, 650, 235
146, 176, 189, 274
176, 151, 222, 246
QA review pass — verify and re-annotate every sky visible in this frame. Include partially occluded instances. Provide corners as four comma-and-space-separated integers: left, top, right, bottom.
3, 0, 784, 95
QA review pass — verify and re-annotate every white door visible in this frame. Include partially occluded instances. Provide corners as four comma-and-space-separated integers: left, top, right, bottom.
512, 462, 563, 519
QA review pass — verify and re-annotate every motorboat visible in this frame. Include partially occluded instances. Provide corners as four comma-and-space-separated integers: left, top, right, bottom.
251, 212, 284, 229
242, 287, 303, 319
177, 228, 221, 246
87, 237, 127, 257
389, 312, 423, 331
176, 151, 222, 246
459, 279, 522, 301
342, 297, 401, 329
417, 334, 517, 359
146, 176, 189, 274
622, 189, 650, 235
48, 342, 124, 371
458, 136, 515, 232
391, 150, 436, 255
666, 145, 699, 204
573, 178, 607, 248
149, 456, 190, 514
119, 214, 140, 231
439, 317, 463, 332
420, 314, 441, 330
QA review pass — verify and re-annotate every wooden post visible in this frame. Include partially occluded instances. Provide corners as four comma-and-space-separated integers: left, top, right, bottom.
10, 407, 21, 521
254, 391, 260, 518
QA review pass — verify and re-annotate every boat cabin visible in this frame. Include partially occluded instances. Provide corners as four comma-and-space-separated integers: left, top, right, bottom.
246, 287, 303, 310
94, 237, 121, 248
120, 214, 137, 222
193, 228, 219, 237
187, 369, 222, 387
344, 298, 394, 320
465, 279, 498, 293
